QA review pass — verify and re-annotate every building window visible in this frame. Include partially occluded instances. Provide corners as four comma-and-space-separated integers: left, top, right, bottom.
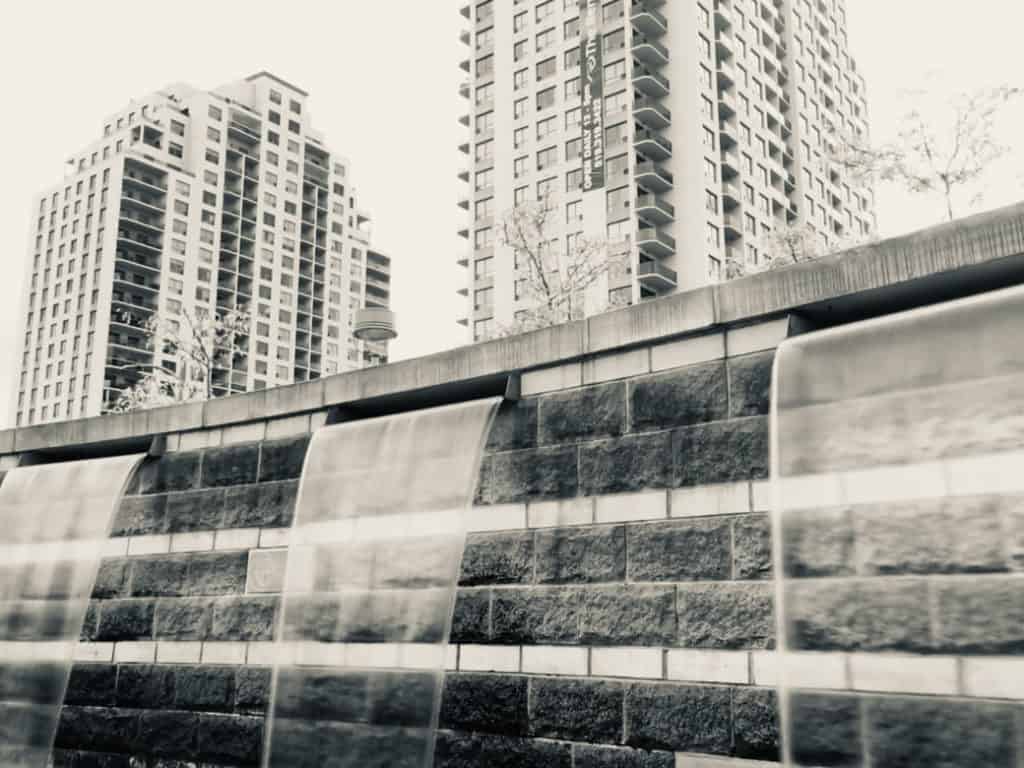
474, 287, 494, 310
537, 145, 558, 171
536, 56, 557, 81
537, 86, 556, 111
474, 257, 494, 278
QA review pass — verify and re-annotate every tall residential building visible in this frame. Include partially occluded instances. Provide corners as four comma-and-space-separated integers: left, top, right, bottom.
458, 0, 875, 340
11, 72, 392, 428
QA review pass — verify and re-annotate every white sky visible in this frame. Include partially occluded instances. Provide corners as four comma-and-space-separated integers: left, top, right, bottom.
0, 1, 1021, 425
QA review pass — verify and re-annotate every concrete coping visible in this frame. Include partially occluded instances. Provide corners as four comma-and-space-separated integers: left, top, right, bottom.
3, 200, 1023, 455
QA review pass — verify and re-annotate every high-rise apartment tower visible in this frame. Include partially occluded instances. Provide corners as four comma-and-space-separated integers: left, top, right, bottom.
458, 0, 875, 339
12, 72, 392, 427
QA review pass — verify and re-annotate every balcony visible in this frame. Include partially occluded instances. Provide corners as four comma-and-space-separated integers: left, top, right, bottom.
715, 29, 735, 59
719, 122, 737, 149
636, 193, 675, 225
723, 212, 743, 241
718, 90, 737, 119
633, 67, 670, 98
631, 3, 668, 37
637, 260, 678, 291
457, 253, 469, 267
635, 160, 674, 192
632, 35, 669, 67
713, 0, 732, 31
634, 128, 672, 160
722, 182, 741, 209
637, 227, 676, 258
720, 148, 740, 177
634, 96, 671, 129
228, 121, 261, 143
717, 60, 737, 89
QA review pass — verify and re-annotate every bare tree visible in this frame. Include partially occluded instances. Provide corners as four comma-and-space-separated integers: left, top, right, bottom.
495, 191, 625, 336
726, 221, 875, 279
832, 85, 1021, 222
109, 307, 249, 412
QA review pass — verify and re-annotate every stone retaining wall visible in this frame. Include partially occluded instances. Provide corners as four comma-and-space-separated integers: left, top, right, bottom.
2, 202, 1021, 767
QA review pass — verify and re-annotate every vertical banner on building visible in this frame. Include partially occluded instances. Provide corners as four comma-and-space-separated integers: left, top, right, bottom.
579, 0, 605, 193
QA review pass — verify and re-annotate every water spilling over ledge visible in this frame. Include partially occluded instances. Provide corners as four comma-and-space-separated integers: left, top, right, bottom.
263, 398, 501, 767
0, 455, 144, 766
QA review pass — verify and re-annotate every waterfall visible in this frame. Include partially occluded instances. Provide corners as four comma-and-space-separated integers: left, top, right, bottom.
263, 397, 501, 768
0, 454, 144, 767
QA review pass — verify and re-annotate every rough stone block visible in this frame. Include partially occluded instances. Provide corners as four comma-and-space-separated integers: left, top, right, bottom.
80, 603, 98, 641
273, 668, 369, 722
580, 585, 676, 645
629, 363, 728, 432
625, 683, 731, 753
853, 495, 1008, 575
154, 597, 214, 640
187, 551, 249, 596
461, 531, 535, 586
367, 670, 436, 728
934, 578, 1024, 652
440, 673, 528, 736
492, 587, 582, 644
733, 514, 773, 580
535, 525, 625, 584
487, 446, 579, 504
788, 692, 862, 767
129, 556, 190, 597
93, 559, 130, 599
259, 435, 311, 482
785, 578, 931, 652
115, 664, 176, 709
175, 665, 236, 712
55, 706, 139, 753
572, 744, 675, 768
728, 351, 774, 418
201, 444, 259, 488
96, 599, 155, 641
164, 489, 226, 533
530, 678, 625, 743
672, 417, 769, 487
538, 382, 626, 445
434, 730, 572, 768
781, 506, 856, 577
210, 596, 278, 641
627, 519, 731, 582
196, 713, 263, 764
866, 696, 1016, 768
111, 495, 166, 537
451, 589, 490, 643
223, 480, 298, 529
487, 398, 539, 452
676, 583, 774, 649
137, 709, 198, 758
65, 663, 117, 706
579, 433, 672, 496
236, 667, 271, 714
733, 687, 779, 761
136, 452, 202, 495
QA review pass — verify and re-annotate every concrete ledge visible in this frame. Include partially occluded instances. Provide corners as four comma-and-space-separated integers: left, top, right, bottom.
3, 201, 1023, 454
